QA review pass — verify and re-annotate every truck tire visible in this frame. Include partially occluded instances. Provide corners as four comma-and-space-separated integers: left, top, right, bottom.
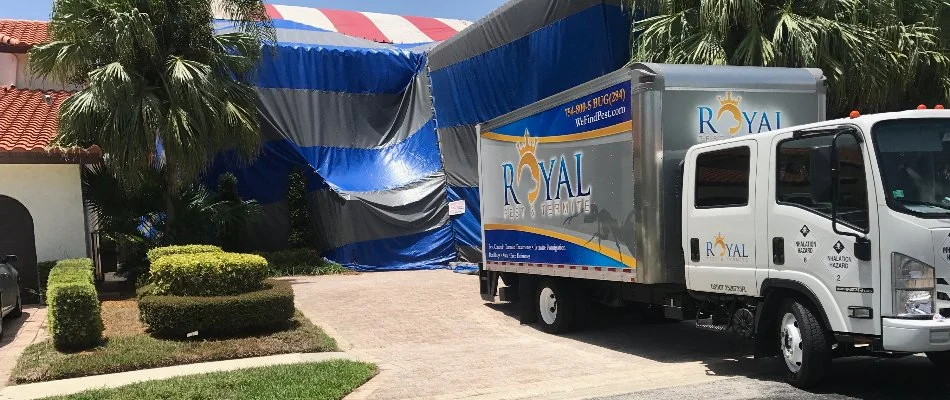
926, 351, 950, 370
536, 279, 576, 333
778, 299, 832, 389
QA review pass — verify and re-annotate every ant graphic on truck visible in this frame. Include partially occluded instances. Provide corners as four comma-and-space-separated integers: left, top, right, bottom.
478, 63, 950, 388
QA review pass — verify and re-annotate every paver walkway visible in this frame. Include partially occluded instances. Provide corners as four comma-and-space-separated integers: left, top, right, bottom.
0, 352, 360, 400
289, 271, 761, 400
0, 307, 48, 387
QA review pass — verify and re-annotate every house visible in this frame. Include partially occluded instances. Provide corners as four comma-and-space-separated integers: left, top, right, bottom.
0, 20, 98, 300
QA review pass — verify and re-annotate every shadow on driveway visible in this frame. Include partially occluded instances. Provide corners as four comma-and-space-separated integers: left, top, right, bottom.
1, 310, 37, 347
486, 301, 950, 399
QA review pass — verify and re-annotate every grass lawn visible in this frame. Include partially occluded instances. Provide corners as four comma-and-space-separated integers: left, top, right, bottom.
12, 299, 337, 384
41, 360, 377, 400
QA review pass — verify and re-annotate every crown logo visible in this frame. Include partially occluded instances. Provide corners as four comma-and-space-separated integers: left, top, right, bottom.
514, 129, 542, 204
516, 129, 538, 157
717, 92, 741, 107
713, 233, 727, 256
716, 92, 744, 135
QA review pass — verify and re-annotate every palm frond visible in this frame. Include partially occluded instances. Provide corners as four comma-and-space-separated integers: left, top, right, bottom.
629, 0, 950, 117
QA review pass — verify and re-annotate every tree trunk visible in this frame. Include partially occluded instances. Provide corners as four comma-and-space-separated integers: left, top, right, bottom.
165, 162, 177, 244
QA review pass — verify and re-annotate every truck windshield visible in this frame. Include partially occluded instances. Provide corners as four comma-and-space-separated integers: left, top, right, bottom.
873, 119, 950, 218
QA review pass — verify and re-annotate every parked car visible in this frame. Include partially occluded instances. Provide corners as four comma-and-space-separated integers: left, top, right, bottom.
0, 254, 23, 336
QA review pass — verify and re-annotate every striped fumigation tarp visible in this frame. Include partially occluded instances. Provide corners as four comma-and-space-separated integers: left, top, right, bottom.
206, 4, 470, 271
427, 0, 633, 263
261, 4, 470, 44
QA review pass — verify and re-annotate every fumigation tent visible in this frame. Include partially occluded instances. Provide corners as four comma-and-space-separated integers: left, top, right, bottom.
210, 1, 632, 270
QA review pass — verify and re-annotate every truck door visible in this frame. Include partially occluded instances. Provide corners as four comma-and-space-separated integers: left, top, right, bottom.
685, 141, 759, 296
767, 130, 879, 335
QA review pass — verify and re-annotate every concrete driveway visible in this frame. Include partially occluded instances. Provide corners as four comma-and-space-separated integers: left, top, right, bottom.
0, 307, 48, 387
289, 271, 950, 400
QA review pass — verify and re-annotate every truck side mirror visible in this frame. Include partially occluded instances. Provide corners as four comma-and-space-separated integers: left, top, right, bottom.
809, 145, 832, 203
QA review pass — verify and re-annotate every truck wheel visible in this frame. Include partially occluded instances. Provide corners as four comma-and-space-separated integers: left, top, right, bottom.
536, 279, 576, 333
926, 351, 950, 370
778, 299, 831, 388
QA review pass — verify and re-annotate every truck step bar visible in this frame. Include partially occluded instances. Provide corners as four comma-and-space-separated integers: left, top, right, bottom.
695, 317, 730, 332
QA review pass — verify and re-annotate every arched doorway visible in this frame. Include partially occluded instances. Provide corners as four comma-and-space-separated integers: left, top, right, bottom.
0, 195, 36, 303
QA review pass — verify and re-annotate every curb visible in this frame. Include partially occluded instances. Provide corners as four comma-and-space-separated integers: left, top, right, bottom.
0, 352, 360, 400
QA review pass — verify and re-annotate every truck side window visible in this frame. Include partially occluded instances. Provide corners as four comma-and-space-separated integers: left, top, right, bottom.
777, 135, 870, 231
694, 146, 751, 208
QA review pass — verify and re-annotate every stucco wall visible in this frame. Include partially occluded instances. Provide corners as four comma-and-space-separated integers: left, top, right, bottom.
14, 53, 79, 91
0, 164, 88, 261
0, 53, 15, 87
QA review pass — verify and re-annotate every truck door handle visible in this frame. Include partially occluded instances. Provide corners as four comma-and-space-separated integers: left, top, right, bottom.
690, 238, 700, 262
773, 237, 785, 265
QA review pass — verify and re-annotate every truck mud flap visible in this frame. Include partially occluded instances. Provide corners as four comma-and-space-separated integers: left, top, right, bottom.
479, 266, 499, 302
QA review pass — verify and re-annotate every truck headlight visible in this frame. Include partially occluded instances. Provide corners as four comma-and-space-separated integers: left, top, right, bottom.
892, 252, 935, 317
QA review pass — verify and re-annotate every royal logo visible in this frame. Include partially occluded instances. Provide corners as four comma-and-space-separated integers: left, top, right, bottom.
706, 233, 750, 260
501, 130, 592, 219
697, 92, 783, 142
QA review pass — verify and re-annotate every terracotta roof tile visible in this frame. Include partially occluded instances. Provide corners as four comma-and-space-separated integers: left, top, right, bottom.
0, 20, 50, 51
0, 87, 71, 152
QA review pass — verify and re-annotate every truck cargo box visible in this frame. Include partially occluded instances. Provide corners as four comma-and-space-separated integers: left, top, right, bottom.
478, 63, 826, 284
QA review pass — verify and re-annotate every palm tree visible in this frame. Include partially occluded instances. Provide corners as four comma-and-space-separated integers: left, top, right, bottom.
626, 0, 950, 117
29, 0, 274, 237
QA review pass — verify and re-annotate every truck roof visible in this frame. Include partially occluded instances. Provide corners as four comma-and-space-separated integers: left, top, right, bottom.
690, 109, 950, 149
633, 62, 824, 92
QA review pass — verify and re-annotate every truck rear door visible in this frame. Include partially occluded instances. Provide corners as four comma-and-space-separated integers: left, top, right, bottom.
684, 141, 760, 296
766, 130, 879, 335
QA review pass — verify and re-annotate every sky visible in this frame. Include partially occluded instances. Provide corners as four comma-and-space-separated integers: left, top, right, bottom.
0, 0, 507, 21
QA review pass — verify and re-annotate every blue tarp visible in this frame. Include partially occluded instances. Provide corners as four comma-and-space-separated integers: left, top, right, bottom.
325, 224, 456, 271
429, 4, 630, 128
257, 45, 427, 93
208, 23, 454, 271
299, 121, 443, 192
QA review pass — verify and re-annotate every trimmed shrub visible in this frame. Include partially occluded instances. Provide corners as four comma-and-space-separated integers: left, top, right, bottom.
146, 244, 223, 263
46, 258, 103, 350
36, 261, 56, 304
136, 283, 156, 299
257, 248, 351, 277
138, 279, 295, 338
150, 252, 269, 296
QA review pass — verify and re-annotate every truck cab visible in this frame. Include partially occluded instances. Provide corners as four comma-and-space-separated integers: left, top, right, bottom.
683, 108, 950, 386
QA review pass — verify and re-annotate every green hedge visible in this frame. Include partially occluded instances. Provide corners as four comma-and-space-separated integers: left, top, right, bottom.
138, 279, 295, 338
35, 261, 56, 304
257, 248, 350, 276
46, 258, 103, 350
150, 252, 269, 296
146, 244, 224, 263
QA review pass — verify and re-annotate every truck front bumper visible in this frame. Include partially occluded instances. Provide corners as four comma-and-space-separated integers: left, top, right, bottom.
882, 317, 950, 352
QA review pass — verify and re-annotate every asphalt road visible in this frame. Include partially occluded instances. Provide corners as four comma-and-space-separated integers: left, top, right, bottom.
592, 351, 950, 400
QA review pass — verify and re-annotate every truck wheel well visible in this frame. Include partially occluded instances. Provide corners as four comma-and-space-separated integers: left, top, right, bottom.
759, 280, 832, 332
754, 281, 834, 358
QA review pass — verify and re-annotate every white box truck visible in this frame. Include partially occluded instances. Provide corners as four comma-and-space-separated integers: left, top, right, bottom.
477, 63, 950, 387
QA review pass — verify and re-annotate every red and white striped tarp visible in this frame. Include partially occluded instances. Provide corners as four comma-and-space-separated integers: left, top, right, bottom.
263, 4, 472, 44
